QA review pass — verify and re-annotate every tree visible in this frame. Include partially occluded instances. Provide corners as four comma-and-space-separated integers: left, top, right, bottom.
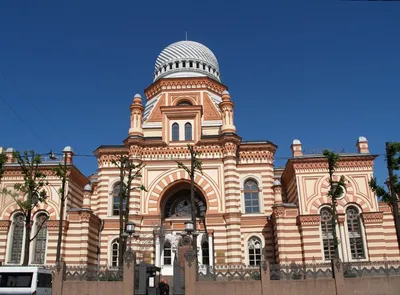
0, 151, 7, 181
176, 144, 203, 256
112, 156, 146, 267
1, 150, 48, 265
323, 149, 347, 260
369, 142, 400, 248
52, 151, 68, 267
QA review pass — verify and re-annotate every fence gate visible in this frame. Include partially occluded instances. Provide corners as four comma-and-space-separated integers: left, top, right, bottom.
173, 252, 185, 295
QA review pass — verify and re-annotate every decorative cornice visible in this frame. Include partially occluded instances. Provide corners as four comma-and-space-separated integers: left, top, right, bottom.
297, 214, 321, 226
144, 77, 227, 99
46, 220, 69, 231
362, 212, 384, 224
0, 220, 11, 231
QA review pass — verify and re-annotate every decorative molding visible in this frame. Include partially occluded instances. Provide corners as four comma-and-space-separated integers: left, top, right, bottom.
337, 214, 346, 225
297, 215, 321, 226
144, 77, 227, 99
0, 220, 11, 231
184, 249, 197, 268
273, 207, 285, 219
47, 220, 69, 231
362, 212, 384, 224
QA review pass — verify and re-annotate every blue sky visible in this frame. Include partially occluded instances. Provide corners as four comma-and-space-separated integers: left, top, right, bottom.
1, 1, 399, 184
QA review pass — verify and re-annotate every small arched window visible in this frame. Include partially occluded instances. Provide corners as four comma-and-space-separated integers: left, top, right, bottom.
111, 239, 119, 267
185, 123, 192, 141
320, 208, 335, 260
10, 213, 24, 264
113, 182, 126, 216
177, 100, 192, 106
33, 213, 48, 264
163, 241, 172, 265
172, 123, 180, 141
346, 206, 365, 259
244, 180, 259, 213
201, 241, 210, 265
248, 237, 262, 266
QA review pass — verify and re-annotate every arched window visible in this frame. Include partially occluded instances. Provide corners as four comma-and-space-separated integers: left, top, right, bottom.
185, 123, 192, 141
248, 237, 261, 266
10, 213, 24, 264
111, 239, 119, 267
113, 182, 126, 216
163, 241, 172, 265
172, 123, 180, 141
177, 100, 192, 106
346, 206, 365, 259
244, 180, 259, 213
33, 213, 48, 264
201, 241, 209, 265
320, 208, 335, 260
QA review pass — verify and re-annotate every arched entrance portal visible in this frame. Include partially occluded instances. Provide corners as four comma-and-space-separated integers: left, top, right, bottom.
156, 182, 213, 276
162, 186, 207, 220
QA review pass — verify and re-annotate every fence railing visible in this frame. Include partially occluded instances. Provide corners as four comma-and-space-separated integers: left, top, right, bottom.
64, 265, 123, 281
197, 260, 400, 282
197, 264, 261, 281
343, 260, 400, 278
270, 262, 332, 280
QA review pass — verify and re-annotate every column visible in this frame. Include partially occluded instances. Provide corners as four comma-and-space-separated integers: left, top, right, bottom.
155, 234, 161, 268
208, 231, 214, 268
338, 214, 348, 262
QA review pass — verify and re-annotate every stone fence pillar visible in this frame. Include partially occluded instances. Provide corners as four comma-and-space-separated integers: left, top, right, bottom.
184, 249, 197, 295
332, 259, 344, 295
260, 260, 271, 295
123, 249, 136, 295
52, 262, 65, 295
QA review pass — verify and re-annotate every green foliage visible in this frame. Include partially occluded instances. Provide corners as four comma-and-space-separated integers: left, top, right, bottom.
369, 142, 400, 203
176, 144, 203, 177
0, 152, 7, 181
2, 150, 48, 212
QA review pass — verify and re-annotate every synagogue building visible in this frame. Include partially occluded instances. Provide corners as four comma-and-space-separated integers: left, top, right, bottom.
0, 40, 399, 276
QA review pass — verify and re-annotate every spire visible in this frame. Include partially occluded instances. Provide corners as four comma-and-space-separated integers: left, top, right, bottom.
129, 94, 144, 137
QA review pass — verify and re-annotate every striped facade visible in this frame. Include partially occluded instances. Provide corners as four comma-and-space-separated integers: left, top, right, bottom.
0, 40, 399, 273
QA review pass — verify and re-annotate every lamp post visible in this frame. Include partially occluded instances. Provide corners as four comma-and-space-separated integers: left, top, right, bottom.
125, 221, 136, 250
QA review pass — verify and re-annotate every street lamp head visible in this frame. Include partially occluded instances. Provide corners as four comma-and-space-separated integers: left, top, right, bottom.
184, 220, 194, 233
49, 150, 57, 160
125, 221, 136, 236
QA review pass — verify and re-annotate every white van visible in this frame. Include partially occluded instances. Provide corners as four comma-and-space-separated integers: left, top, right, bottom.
0, 266, 52, 295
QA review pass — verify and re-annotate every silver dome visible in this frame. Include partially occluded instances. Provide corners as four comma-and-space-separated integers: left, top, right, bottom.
154, 41, 220, 82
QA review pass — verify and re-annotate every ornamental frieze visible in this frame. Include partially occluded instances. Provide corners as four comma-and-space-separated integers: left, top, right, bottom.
297, 215, 321, 226
145, 77, 226, 98
292, 159, 374, 172
46, 220, 69, 231
239, 150, 274, 164
362, 212, 384, 224
0, 220, 11, 231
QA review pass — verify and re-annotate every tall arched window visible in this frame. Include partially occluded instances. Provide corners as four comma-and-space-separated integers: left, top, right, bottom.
163, 241, 172, 265
33, 213, 48, 264
172, 123, 180, 141
111, 239, 119, 267
244, 180, 259, 213
10, 213, 24, 264
320, 208, 335, 260
201, 241, 210, 265
113, 182, 126, 216
184, 123, 192, 141
248, 237, 262, 266
346, 206, 365, 259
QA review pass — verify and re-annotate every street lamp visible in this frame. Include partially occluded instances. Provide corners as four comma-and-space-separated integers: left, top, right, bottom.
126, 221, 136, 236
184, 220, 194, 234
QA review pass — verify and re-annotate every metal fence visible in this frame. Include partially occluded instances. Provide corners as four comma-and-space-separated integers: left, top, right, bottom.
197, 264, 261, 281
343, 260, 400, 278
64, 265, 123, 281
270, 262, 332, 280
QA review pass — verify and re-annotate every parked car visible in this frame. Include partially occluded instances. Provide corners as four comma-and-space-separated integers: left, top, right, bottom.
0, 266, 52, 295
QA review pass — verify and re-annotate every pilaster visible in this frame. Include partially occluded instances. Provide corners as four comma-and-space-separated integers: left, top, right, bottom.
362, 212, 386, 260
297, 215, 322, 262
0, 220, 11, 263
222, 136, 242, 264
